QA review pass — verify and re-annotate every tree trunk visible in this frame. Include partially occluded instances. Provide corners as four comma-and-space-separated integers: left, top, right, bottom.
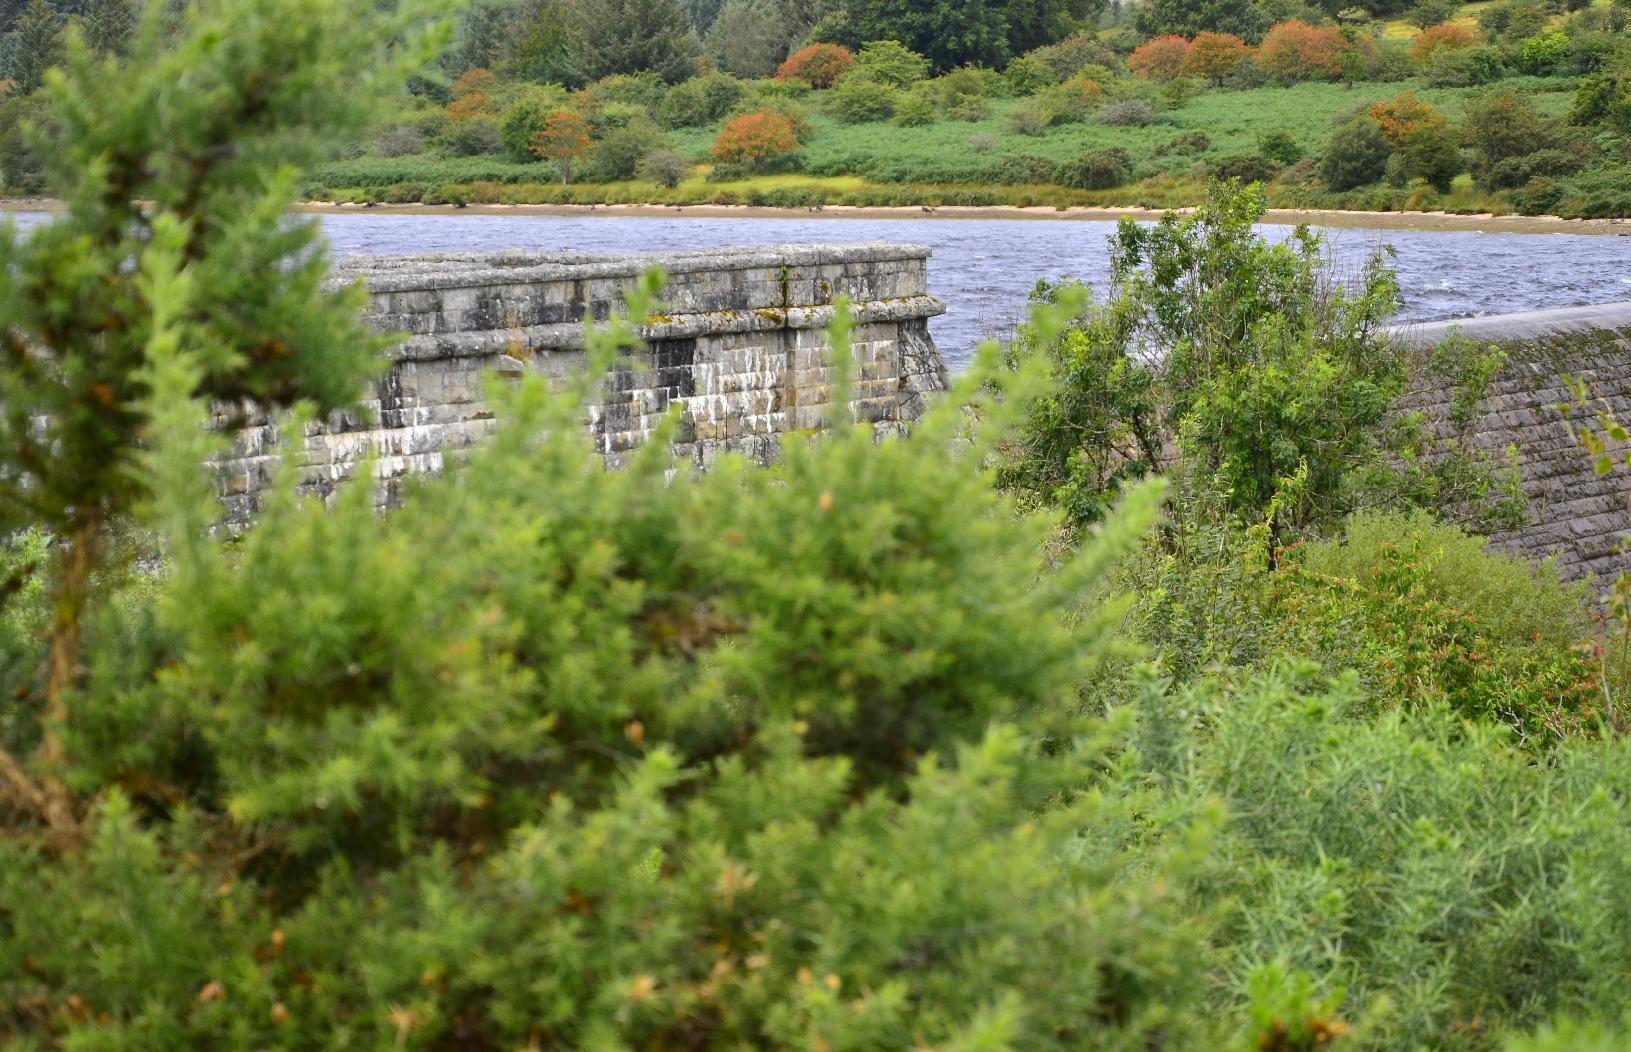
35, 516, 98, 837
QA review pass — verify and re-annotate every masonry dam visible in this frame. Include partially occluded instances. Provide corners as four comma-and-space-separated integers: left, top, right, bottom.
218, 242, 949, 525
215, 241, 1631, 588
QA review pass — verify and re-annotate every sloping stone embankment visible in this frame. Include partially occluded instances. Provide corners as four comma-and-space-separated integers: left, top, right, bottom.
1396, 303, 1631, 586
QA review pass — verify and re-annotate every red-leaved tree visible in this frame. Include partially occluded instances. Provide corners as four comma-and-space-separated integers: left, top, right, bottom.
530, 111, 593, 186
1185, 32, 1249, 85
710, 110, 799, 168
1128, 35, 1194, 81
1255, 21, 1352, 84
775, 43, 856, 87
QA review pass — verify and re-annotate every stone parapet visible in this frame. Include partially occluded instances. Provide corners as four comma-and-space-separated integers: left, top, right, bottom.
214, 243, 949, 523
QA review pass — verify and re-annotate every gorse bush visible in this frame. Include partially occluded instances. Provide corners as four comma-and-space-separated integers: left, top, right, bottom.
1, 62, 1237, 1034
12, 3, 1631, 1049
1134, 669, 1631, 1049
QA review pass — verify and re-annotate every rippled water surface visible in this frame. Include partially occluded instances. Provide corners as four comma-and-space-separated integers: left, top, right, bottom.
9, 209, 1631, 368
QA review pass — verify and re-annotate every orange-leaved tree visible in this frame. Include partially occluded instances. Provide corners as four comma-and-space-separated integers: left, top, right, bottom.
1128, 35, 1194, 81
775, 43, 856, 87
530, 111, 593, 185
1186, 32, 1249, 85
1411, 23, 1485, 66
447, 67, 497, 121
1367, 91, 1449, 149
1255, 20, 1352, 84
711, 110, 799, 169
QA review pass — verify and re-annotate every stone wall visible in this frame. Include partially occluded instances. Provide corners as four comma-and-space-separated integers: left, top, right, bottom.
1396, 302, 1631, 587
216, 243, 948, 524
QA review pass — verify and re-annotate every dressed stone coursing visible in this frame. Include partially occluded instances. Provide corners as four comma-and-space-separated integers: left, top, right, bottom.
212, 243, 949, 525
1394, 302, 1631, 588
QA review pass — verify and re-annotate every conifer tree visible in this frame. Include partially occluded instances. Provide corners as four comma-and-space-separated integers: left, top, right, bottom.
79, 0, 133, 56
8, 0, 61, 92
0, 0, 450, 840
567, 0, 694, 84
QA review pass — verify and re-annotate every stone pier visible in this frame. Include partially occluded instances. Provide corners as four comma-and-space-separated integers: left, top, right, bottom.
217, 243, 949, 524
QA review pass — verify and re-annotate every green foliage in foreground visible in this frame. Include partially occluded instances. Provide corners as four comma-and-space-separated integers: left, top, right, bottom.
5, 275, 1631, 1049
7, 4, 1631, 1048
1137, 667, 1631, 1051
5, 271, 1235, 1046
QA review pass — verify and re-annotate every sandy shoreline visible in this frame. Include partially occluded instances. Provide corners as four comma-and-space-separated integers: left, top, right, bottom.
4, 197, 1630, 235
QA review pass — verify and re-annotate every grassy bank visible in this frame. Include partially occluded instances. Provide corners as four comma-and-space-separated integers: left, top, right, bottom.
302, 79, 1628, 219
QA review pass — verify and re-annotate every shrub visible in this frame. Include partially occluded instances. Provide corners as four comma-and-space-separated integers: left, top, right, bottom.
1464, 88, 1567, 185
1185, 31, 1249, 84
982, 153, 1058, 184
891, 92, 937, 126
1552, 164, 1631, 218
442, 113, 501, 155
377, 124, 423, 157
732, 94, 816, 143
1256, 20, 1352, 83
2, 250, 1226, 1047
1302, 509, 1589, 649
1128, 35, 1194, 81
1512, 174, 1566, 214
1410, 22, 1485, 66
1004, 100, 1046, 135
1209, 153, 1280, 183
775, 42, 855, 87
1570, 74, 1631, 133
1321, 116, 1391, 191
1478, 0, 1549, 40
1483, 148, 1587, 191
446, 92, 495, 122
945, 94, 990, 121
498, 84, 573, 162
1396, 121, 1462, 192
1157, 131, 1210, 156
919, 65, 1000, 122
1027, 31, 1117, 79
1146, 672, 1628, 1043
855, 38, 930, 86
1406, 0, 1460, 28
636, 148, 690, 187
1099, 98, 1154, 126
966, 131, 997, 152
582, 71, 668, 111
1055, 146, 1134, 189
1257, 129, 1302, 166
656, 71, 746, 128
1038, 74, 1103, 124
710, 109, 799, 168
450, 66, 496, 101
586, 118, 671, 181
1518, 29, 1572, 75
1003, 54, 1056, 95
446, 67, 495, 122
1157, 76, 1202, 110
1426, 43, 1505, 86
826, 72, 897, 123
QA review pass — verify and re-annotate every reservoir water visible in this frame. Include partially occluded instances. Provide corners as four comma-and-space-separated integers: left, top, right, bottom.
7, 208, 1630, 369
